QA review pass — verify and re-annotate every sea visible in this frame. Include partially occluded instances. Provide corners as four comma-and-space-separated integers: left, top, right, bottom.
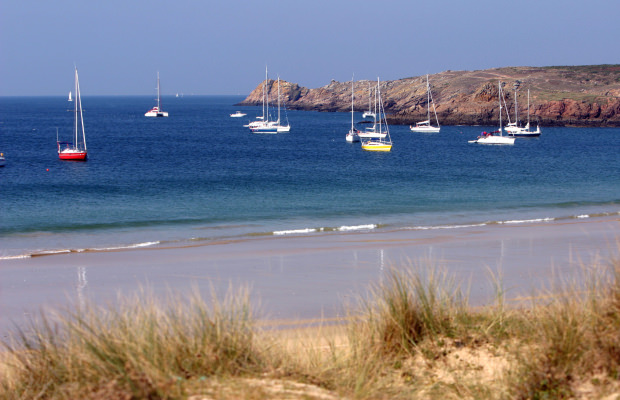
1, 95, 619, 260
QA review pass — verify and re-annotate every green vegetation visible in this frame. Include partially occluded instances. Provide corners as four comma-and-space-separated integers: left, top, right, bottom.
2, 254, 619, 399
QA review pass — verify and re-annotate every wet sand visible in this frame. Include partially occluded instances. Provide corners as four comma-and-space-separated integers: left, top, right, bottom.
1, 216, 618, 337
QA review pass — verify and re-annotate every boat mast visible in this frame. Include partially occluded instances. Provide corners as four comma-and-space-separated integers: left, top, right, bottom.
498, 81, 503, 136
74, 67, 78, 146
76, 68, 86, 150
375, 77, 383, 134
527, 88, 530, 126
277, 75, 281, 124
265, 66, 269, 123
157, 71, 161, 110
426, 75, 431, 123
513, 80, 520, 127
351, 75, 354, 131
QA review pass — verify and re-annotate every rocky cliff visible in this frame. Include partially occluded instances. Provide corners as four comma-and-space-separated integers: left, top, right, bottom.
236, 65, 620, 127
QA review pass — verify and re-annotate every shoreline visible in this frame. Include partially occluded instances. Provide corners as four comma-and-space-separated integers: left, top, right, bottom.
1, 215, 618, 337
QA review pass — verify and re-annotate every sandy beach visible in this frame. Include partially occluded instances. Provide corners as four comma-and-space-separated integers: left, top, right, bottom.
1, 215, 618, 337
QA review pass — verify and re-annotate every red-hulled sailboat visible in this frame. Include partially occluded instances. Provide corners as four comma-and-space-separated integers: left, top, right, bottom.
58, 67, 87, 161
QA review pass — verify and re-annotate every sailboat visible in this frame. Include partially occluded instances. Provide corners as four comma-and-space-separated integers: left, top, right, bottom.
362, 82, 375, 119
57, 67, 87, 161
273, 76, 291, 132
68, 91, 73, 102
361, 78, 392, 152
410, 75, 440, 132
346, 76, 361, 143
357, 83, 387, 140
507, 89, 541, 137
246, 67, 277, 133
469, 81, 515, 145
145, 72, 168, 117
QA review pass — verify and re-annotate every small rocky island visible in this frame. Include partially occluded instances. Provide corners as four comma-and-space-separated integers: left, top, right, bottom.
237, 65, 620, 127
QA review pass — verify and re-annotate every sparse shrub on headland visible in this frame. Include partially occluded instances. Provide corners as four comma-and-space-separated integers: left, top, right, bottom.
1, 252, 619, 399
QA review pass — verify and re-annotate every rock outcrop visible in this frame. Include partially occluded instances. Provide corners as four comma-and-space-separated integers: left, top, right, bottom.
236, 65, 620, 127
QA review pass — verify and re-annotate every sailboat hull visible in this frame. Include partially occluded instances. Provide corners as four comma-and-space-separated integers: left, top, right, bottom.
509, 131, 540, 138
469, 135, 515, 145
361, 140, 392, 151
58, 150, 87, 161
410, 125, 440, 133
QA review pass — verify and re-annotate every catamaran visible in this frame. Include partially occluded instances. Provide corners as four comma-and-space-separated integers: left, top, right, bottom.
145, 72, 168, 117
361, 78, 392, 152
57, 67, 88, 161
469, 81, 515, 145
410, 74, 440, 132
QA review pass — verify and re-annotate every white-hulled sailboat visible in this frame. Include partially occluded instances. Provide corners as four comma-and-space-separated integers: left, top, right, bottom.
145, 72, 168, 117
507, 88, 541, 137
410, 74, 440, 132
57, 67, 88, 161
246, 67, 277, 133
346, 76, 360, 142
469, 81, 515, 145
357, 83, 387, 140
361, 78, 392, 152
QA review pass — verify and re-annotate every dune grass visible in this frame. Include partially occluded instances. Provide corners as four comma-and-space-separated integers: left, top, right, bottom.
1, 253, 619, 399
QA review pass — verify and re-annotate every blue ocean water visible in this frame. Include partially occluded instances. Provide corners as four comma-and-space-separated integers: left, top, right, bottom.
1, 95, 619, 258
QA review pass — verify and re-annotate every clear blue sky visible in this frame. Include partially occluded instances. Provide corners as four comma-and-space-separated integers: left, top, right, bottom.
2, 0, 619, 96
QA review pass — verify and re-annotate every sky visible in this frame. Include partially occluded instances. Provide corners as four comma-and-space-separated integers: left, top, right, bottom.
1, 0, 619, 96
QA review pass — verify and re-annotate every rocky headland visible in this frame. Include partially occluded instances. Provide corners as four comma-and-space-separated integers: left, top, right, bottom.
236, 65, 620, 127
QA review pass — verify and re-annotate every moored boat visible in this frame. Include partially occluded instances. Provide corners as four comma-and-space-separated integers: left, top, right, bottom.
58, 67, 88, 161
145, 72, 168, 117
361, 78, 392, 152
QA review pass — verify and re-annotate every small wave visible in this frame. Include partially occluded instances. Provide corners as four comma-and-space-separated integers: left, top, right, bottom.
0, 254, 32, 260
498, 217, 555, 224
31, 249, 72, 257
273, 228, 317, 236
576, 214, 589, 219
337, 224, 377, 232
90, 241, 160, 251
407, 223, 487, 230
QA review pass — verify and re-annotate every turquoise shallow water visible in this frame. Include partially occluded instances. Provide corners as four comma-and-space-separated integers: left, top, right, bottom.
0, 95, 619, 258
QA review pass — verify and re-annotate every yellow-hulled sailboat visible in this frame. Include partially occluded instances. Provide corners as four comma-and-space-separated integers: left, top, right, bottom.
361, 77, 392, 152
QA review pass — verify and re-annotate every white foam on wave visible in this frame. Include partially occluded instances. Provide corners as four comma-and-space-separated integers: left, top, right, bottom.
91, 241, 160, 251
408, 223, 487, 231
337, 224, 377, 232
577, 214, 589, 219
499, 217, 555, 224
0, 254, 32, 260
273, 228, 317, 236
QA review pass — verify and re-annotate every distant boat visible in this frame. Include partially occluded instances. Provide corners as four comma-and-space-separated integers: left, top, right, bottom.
57, 67, 88, 161
145, 72, 169, 117
246, 67, 283, 134
346, 76, 360, 143
507, 89, 541, 137
362, 82, 375, 119
0, 152, 5, 167
410, 75, 440, 132
357, 83, 387, 140
273, 76, 291, 132
230, 111, 247, 118
68, 91, 73, 102
361, 78, 392, 152
469, 81, 515, 145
